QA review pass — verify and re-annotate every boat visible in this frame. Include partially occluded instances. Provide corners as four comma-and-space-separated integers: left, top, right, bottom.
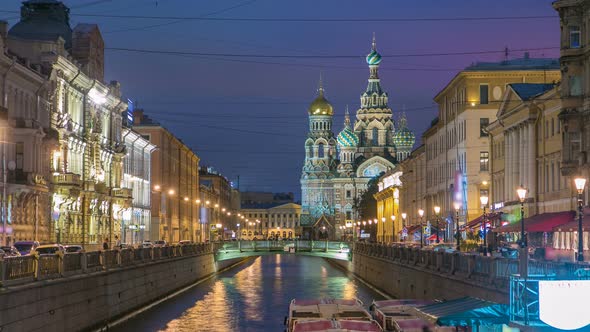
369, 299, 435, 331
285, 299, 373, 332
292, 319, 383, 332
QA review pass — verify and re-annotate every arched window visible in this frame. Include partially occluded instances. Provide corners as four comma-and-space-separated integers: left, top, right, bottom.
308, 145, 314, 158
372, 128, 379, 146
318, 143, 325, 158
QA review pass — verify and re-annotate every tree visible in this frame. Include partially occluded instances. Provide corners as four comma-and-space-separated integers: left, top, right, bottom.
355, 174, 382, 222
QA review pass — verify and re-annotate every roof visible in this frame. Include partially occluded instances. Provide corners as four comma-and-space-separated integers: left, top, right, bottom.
9, 0, 73, 48
463, 212, 504, 230
464, 57, 559, 71
492, 211, 575, 233
509, 83, 556, 101
411, 297, 509, 326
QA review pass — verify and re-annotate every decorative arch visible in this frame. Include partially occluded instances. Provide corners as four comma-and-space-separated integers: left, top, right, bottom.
356, 156, 395, 178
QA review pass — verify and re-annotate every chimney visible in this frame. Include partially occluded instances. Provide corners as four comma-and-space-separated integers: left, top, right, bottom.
133, 109, 144, 125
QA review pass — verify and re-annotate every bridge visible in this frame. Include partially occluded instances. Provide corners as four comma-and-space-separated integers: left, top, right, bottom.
214, 240, 352, 261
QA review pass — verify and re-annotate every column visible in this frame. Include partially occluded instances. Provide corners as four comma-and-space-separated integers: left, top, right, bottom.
506, 129, 512, 200
528, 122, 536, 198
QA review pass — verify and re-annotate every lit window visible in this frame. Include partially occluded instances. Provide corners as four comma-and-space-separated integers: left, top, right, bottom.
569, 26, 581, 48
480, 151, 489, 171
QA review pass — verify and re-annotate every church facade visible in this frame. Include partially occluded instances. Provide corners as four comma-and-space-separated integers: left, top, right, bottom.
300, 37, 416, 240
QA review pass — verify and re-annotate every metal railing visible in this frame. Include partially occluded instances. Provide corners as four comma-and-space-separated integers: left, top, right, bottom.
0, 243, 212, 287
353, 242, 589, 289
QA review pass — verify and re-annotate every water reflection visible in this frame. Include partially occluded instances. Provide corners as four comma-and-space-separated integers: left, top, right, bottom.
114, 255, 385, 332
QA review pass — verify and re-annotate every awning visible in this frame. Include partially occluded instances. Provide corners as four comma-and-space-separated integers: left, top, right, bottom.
463, 212, 503, 230
492, 211, 575, 233
410, 297, 510, 326
426, 234, 439, 241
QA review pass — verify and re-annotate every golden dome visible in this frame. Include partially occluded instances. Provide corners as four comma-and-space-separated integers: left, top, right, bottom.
308, 90, 334, 116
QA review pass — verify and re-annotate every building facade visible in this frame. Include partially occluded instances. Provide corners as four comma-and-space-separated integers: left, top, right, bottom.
421, 57, 560, 241
0, 23, 53, 245
121, 127, 156, 245
132, 110, 200, 243
553, 1, 590, 204
5, 1, 132, 249
300, 37, 415, 240
238, 203, 301, 240
395, 145, 427, 242
199, 167, 234, 241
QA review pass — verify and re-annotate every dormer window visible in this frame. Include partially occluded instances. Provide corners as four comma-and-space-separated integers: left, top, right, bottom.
569, 26, 581, 48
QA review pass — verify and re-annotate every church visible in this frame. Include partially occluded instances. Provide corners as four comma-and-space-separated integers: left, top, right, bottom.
300, 37, 416, 240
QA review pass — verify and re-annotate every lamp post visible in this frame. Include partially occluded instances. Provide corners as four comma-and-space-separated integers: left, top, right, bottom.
390, 215, 396, 242
453, 202, 461, 250
401, 213, 407, 242
516, 186, 528, 248
480, 194, 489, 256
418, 209, 424, 248
574, 178, 586, 262
434, 206, 441, 243
381, 217, 386, 243
237, 223, 240, 240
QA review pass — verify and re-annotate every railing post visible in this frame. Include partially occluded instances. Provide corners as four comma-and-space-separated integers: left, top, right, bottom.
58, 252, 65, 276
238, 240, 242, 252
0, 258, 5, 286
117, 250, 122, 266
81, 252, 88, 273
489, 257, 498, 284
467, 254, 476, 277
100, 251, 107, 271
436, 251, 443, 271
34, 254, 40, 281
325, 240, 328, 253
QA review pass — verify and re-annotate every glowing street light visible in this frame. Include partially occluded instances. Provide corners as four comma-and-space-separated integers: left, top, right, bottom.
480, 194, 489, 256
434, 206, 441, 243
574, 178, 587, 262
418, 209, 424, 248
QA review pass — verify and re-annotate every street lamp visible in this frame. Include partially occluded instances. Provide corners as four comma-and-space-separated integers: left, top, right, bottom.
237, 223, 240, 240
453, 202, 461, 250
480, 194, 489, 256
401, 213, 407, 242
575, 178, 586, 262
516, 186, 528, 248
418, 209, 424, 248
434, 206, 441, 243
381, 217, 386, 243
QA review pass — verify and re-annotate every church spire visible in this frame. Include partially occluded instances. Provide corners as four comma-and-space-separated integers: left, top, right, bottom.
318, 72, 324, 96
344, 106, 351, 128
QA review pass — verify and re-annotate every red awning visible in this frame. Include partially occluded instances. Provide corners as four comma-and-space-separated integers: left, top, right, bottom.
464, 212, 503, 230
492, 211, 575, 233
426, 234, 438, 241
553, 209, 590, 232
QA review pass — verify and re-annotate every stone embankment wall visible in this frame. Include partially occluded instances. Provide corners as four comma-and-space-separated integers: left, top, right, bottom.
0, 248, 243, 332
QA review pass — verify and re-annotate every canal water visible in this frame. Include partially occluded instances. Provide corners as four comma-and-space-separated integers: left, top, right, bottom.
112, 254, 386, 332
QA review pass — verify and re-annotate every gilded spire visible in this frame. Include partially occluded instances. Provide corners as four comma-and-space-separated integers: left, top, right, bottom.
372, 32, 376, 51
318, 71, 324, 96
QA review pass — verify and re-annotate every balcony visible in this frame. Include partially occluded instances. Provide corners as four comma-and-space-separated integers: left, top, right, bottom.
113, 188, 132, 199
52, 173, 81, 187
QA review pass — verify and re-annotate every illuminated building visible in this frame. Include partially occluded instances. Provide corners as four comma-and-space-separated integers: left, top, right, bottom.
4, 0, 133, 249
300, 36, 415, 240
238, 203, 301, 240
121, 126, 156, 245
199, 167, 234, 241
422, 57, 560, 240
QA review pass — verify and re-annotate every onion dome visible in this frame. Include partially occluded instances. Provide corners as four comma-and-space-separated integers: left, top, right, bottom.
366, 34, 382, 66
9, 0, 73, 49
308, 77, 334, 116
337, 108, 359, 147
393, 113, 415, 149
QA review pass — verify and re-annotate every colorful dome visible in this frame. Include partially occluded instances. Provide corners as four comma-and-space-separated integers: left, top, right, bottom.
337, 126, 359, 148
366, 49, 382, 66
308, 90, 333, 116
393, 126, 415, 149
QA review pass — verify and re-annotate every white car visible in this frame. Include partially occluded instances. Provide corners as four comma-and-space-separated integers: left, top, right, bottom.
141, 240, 153, 248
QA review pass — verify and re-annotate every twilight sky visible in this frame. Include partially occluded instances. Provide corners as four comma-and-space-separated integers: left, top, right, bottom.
2, 0, 559, 200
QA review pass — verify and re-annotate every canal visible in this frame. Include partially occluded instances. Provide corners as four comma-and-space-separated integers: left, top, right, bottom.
112, 254, 387, 331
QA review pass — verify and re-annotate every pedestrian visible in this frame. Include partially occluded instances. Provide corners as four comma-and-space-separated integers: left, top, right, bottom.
103, 238, 109, 250
115, 235, 121, 249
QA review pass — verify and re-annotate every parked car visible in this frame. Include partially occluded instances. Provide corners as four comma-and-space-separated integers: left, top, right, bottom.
119, 243, 133, 249
178, 240, 192, 245
13, 241, 40, 256
32, 244, 64, 255
141, 240, 153, 248
64, 245, 84, 253
0, 246, 21, 257
154, 240, 167, 247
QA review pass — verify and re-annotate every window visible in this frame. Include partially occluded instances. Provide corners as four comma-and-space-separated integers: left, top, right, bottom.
557, 120, 561, 134
569, 75, 582, 96
480, 84, 489, 105
308, 145, 314, 158
372, 127, 379, 146
569, 26, 581, 48
551, 163, 555, 192
15, 142, 23, 170
480, 151, 489, 171
318, 143, 324, 158
346, 211, 352, 219
551, 118, 555, 137
346, 190, 351, 198
545, 120, 549, 138
480, 118, 489, 137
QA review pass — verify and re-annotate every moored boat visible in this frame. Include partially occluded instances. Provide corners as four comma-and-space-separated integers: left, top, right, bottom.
285, 298, 373, 332
370, 299, 435, 331
292, 319, 383, 332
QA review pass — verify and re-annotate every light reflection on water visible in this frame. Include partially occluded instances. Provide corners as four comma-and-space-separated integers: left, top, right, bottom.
113, 255, 385, 332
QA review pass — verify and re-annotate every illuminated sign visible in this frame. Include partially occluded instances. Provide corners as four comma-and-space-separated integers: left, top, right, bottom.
539, 280, 590, 330
126, 99, 134, 125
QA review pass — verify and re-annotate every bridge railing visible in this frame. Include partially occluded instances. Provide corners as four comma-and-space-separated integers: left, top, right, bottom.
0, 243, 213, 287
353, 242, 589, 286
